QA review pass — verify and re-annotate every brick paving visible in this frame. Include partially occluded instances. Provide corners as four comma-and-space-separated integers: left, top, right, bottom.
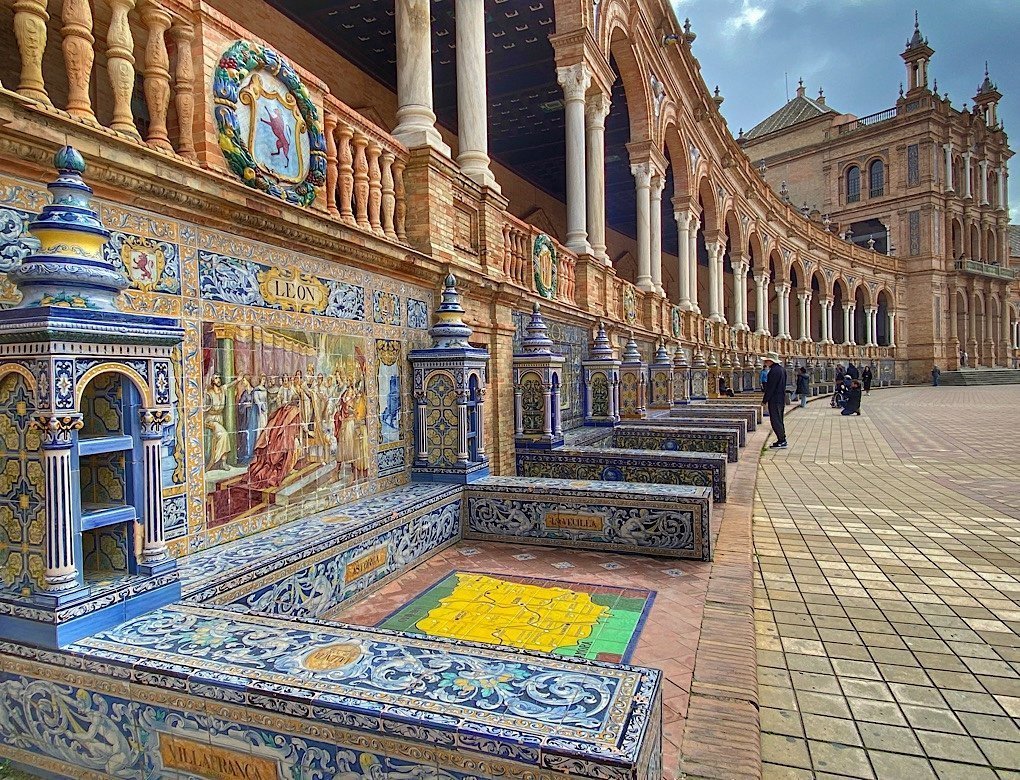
755, 386, 1020, 779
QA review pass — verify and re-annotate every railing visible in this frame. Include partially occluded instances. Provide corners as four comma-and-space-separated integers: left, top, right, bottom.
501, 214, 576, 305
323, 96, 408, 243
8, 0, 197, 159
954, 259, 1017, 280
836, 107, 897, 135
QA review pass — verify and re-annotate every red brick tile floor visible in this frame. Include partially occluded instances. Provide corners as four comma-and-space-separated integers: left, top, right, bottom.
331, 411, 771, 780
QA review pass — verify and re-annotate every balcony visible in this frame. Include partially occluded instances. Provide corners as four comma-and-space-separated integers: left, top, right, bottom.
954, 260, 1017, 280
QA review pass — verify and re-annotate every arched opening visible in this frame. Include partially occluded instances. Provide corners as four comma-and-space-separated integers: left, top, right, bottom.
789, 266, 802, 340
746, 234, 763, 333
955, 289, 970, 362
846, 165, 861, 204
876, 290, 892, 346
951, 218, 964, 260
970, 224, 981, 261
468, 374, 482, 460
722, 210, 741, 325
810, 272, 825, 342
853, 286, 867, 345
767, 251, 781, 335
868, 159, 885, 198
832, 280, 847, 344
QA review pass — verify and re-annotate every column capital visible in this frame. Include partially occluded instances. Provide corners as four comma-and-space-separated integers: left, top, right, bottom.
33, 414, 83, 449
798, 290, 812, 302
557, 62, 591, 102
139, 408, 173, 439
864, 305, 877, 314
650, 174, 665, 198
754, 272, 770, 284
774, 281, 791, 294
843, 302, 855, 312
630, 161, 652, 187
585, 90, 611, 126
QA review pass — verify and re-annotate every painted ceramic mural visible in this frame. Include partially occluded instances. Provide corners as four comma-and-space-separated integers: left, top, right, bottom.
201, 323, 370, 528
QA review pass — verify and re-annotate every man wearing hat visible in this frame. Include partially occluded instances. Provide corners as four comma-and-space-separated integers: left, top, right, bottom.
762, 352, 788, 449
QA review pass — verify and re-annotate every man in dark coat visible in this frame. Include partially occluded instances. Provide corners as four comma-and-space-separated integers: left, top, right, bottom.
861, 365, 873, 395
841, 380, 863, 416
847, 362, 860, 380
762, 352, 789, 449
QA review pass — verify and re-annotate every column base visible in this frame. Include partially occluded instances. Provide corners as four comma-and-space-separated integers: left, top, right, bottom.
392, 122, 452, 158
567, 237, 594, 255
708, 314, 725, 323
636, 278, 654, 292
679, 301, 694, 311
458, 158, 501, 193
138, 558, 178, 577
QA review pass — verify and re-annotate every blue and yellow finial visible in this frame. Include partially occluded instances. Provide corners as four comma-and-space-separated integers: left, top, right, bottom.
429, 273, 474, 349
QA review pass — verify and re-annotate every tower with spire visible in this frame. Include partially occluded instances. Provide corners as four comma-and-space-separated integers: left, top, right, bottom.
901, 11, 934, 95
512, 303, 565, 448
973, 63, 1002, 127
618, 333, 648, 419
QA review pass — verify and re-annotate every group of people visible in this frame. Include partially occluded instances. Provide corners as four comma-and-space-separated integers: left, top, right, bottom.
762, 358, 877, 450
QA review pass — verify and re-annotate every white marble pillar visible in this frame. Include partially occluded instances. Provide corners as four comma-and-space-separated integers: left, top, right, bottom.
689, 215, 701, 313
551, 388, 562, 437
394, 0, 451, 154
775, 282, 791, 338
979, 160, 989, 205
38, 415, 83, 592
632, 162, 653, 291
455, 0, 497, 189
416, 396, 428, 461
843, 303, 854, 345
821, 298, 833, 344
707, 242, 723, 322
798, 291, 811, 341
542, 388, 553, 437
732, 258, 748, 330
754, 273, 770, 335
456, 395, 469, 463
864, 306, 877, 346
475, 395, 486, 458
558, 63, 593, 254
650, 174, 664, 295
943, 143, 954, 191
963, 152, 973, 199
887, 311, 896, 347
585, 92, 610, 264
513, 387, 523, 436
676, 211, 692, 310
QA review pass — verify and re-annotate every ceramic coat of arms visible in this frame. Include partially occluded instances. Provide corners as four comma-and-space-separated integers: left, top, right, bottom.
533, 233, 558, 299
213, 41, 326, 206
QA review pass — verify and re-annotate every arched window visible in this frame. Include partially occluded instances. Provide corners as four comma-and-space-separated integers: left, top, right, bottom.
846, 166, 861, 203
869, 159, 885, 198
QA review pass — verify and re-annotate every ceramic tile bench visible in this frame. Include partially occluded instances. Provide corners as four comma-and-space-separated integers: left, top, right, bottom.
700, 399, 764, 424
633, 415, 748, 447
612, 424, 741, 463
516, 444, 728, 502
464, 476, 712, 560
667, 404, 759, 431
0, 603, 662, 780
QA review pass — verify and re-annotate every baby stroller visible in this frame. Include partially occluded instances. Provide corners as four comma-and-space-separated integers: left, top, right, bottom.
831, 385, 848, 409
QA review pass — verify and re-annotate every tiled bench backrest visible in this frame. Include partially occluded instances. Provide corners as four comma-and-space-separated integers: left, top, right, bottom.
517, 445, 728, 502
464, 476, 712, 560
665, 404, 758, 431
612, 425, 740, 463
631, 416, 748, 447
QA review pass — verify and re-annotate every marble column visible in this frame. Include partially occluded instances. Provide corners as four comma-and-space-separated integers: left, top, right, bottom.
943, 143, 953, 191
775, 282, 791, 338
798, 291, 811, 341
732, 258, 748, 330
139, 410, 170, 566
887, 310, 896, 347
513, 387, 523, 436
632, 162, 653, 291
676, 211, 692, 310
558, 63, 593, 254
979, 160, 989, 205
475, 394, 486, 458
864, 306, 877, 346
689, 215, 701, 314
38, 414, 84, 592
821, 297, 833, 344
649, 174, 664, 295
456, 395, 469, 463
963, 152, 973, 199
585, 92, 611, 264
455, 0, 497, 189
14, 0, 52, 105
843, 303, 854, 345
393, 0, 451, 154
754, 273, 770, 335
706, 242, 723, 322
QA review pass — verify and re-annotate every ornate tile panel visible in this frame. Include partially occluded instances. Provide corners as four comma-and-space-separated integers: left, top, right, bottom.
512, 311, 589, 431
613, 425, 740, 463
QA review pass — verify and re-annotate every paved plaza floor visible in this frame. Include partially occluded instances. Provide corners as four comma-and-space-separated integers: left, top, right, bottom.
756, 386, 1020, 779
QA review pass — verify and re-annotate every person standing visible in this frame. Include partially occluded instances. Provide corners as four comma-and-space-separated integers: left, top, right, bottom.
861, 365, 873, 395
932, 365, 941, 386
847, 361, 860, 380
762, 353, 789, 449
795, 367, 810, 409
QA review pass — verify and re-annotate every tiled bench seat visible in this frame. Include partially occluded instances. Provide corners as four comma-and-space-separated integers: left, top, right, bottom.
517, 445, 728, 502
465, 476, 712, 560
613, 424, 741, 463
632, 415, 748, 447
0, 603, 662, 780
699, 399, 764, 423
179, 483, 462, 617
667, 404, 759, 431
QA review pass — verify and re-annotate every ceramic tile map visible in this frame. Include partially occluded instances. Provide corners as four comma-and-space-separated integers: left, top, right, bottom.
378, 571, 654, 663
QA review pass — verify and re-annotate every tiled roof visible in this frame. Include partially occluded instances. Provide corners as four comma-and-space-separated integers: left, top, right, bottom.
744, 95, 837, 141
1009, 225, 1020, 257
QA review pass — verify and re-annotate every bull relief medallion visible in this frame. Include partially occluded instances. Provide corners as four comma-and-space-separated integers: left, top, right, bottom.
213, 41, 326, 206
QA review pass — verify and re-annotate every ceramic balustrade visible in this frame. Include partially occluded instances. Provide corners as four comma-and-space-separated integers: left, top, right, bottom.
500, 214, 577, 304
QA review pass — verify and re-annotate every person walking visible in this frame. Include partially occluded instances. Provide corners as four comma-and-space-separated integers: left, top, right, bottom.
841, 379, 863, 416
861, 365, 873, 395
795, 367, 810, 409
762, 353, 789, 449
932, 365, 941, 386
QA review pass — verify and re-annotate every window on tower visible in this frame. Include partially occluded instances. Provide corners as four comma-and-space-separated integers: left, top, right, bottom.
869, 159, 885, 198
846, 166, 861, 203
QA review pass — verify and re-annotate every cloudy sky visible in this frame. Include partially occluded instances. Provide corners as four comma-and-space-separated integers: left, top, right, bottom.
670, 0, 1019, 222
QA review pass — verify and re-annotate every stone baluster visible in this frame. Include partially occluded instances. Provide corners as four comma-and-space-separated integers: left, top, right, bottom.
323, 113, 340, 217
37, 414, 84, 592
141, 1, 173, 151
14, 0, 53, 105
352, 133, 370, 230
61, 0, 97, 122
502, 223, 513, 278
169, 22, 196, 158
367, 142, 383, 234
106, 0, 140, 137
380, 150, 397, 240
336, 124, 356, 225
393, 158, 407, 241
